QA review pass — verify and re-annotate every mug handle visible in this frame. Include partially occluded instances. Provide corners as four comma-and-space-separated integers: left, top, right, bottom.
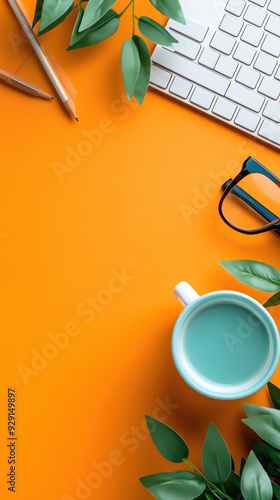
174, 282, 200, 307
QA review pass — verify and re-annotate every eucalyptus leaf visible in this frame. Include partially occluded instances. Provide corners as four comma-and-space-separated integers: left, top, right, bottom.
219, 260, 280, 292
253, 440, 280, 477
202, 423, 231, 483
242, 415, 280, 450
268, 381, 280, 410
241, 451, 273, 500
149, 0, 186, 24
140, 471, 206, 500
39, 0, 74, 35
68, 9, 119, 50
145, 416, 189, 463
78, 0, 116, 32
264, 291, 280, 308
138, 16, 178, 47
132, 35, 151, 105
121, 38, 140, 100
32, 0, 44, 27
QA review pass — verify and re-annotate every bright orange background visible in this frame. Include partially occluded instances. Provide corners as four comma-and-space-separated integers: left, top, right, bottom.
1, 1, 280, 499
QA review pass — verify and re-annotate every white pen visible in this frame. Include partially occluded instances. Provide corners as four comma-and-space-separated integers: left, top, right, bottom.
7, 0, 78, 120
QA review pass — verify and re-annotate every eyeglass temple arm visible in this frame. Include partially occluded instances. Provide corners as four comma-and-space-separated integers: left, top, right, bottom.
222, 179, 279, 224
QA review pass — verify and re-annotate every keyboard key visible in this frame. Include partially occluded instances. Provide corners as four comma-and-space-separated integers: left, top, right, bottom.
236, 65, 260, 88
258, 76, 280, 99
152, 48, 230, 95
215, 55, 238, 78
210, 31, 236, 55
263, 101, 280, 122
149, 65, 172, 88
169, 77, 192, 99
249, 0, 267, 6
170, 32, 200, 60
233, 43, 256, 64
198, 48, 219, 69
244, 5, 267, 26
268, 0, 280, 16
190, 87, 215, 109
253, 52, 277, 74
265, 15, 280, 37
258, 119, 280, 145
225, 81, 265, 111
261, 34, 280, 57
169, 17, 208, 42
275, 66, 280, 80
225, 0, 246, 16
212, 97, 237, 120
241, 24, 263, 46
219, 14, 243, 36
235, 108, 261, 131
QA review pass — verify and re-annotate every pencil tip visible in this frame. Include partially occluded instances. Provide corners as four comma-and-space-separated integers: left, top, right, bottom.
76, 117, 79, 122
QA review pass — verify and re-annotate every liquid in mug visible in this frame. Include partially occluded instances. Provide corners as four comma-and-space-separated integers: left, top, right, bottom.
183, 303, 270, 385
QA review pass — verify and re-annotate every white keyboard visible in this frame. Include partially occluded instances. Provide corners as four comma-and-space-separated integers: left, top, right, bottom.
150, 0, 280, 150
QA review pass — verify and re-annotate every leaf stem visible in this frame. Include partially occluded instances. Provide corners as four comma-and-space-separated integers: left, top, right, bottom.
182, 459, 234, 500
77, 0, 86, 8
220, 482, 226, 494
132, 0, 135, 36
118, 0, 134, 18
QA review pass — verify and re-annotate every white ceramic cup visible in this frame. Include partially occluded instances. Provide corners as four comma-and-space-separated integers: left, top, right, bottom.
171, 282, 280, 399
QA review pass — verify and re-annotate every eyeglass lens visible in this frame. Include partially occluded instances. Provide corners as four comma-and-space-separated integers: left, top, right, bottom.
222, 172, 280, 231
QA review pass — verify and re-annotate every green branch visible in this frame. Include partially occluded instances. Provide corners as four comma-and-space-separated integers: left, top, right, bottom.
183, 459, 234, 500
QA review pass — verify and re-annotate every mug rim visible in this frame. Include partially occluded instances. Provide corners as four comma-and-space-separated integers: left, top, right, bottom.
172, 290, 280, 400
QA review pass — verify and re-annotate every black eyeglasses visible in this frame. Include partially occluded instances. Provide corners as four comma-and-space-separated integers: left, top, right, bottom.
218, 157, 280, 236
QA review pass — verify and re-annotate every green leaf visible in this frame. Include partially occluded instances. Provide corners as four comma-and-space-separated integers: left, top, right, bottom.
140, 471, 206, 500
268, 381, 280, 410
68, 9, 119, 50
253, 440, 280, 477
202, 424, 231, 483
138, 16, 178, 47
272, 481, 280, 500
149, 0, 186, 24
242, 415, 280, 450
192, 492, 212, 500
241, 451, 273, 500
132, 35, 151, 105
121, 38, 140, 100
240, 456, 246, 475
78, 0, 116, 31
264, 291, 280, 308
39, 0, 74, 35
243, 403, 280, 418
32, 0, 44, 27
219, 260, 280, 292
145, 416, 189, 463
223, 471, 241, 498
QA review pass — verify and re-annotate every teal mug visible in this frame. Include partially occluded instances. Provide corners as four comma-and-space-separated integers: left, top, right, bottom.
172, 282, 280, 399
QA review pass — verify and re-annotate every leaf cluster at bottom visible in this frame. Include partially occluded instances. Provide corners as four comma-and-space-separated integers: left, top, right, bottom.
140, 381, 280, 500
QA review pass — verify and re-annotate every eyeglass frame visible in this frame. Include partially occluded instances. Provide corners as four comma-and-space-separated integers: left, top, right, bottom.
218, 156, 280, 236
